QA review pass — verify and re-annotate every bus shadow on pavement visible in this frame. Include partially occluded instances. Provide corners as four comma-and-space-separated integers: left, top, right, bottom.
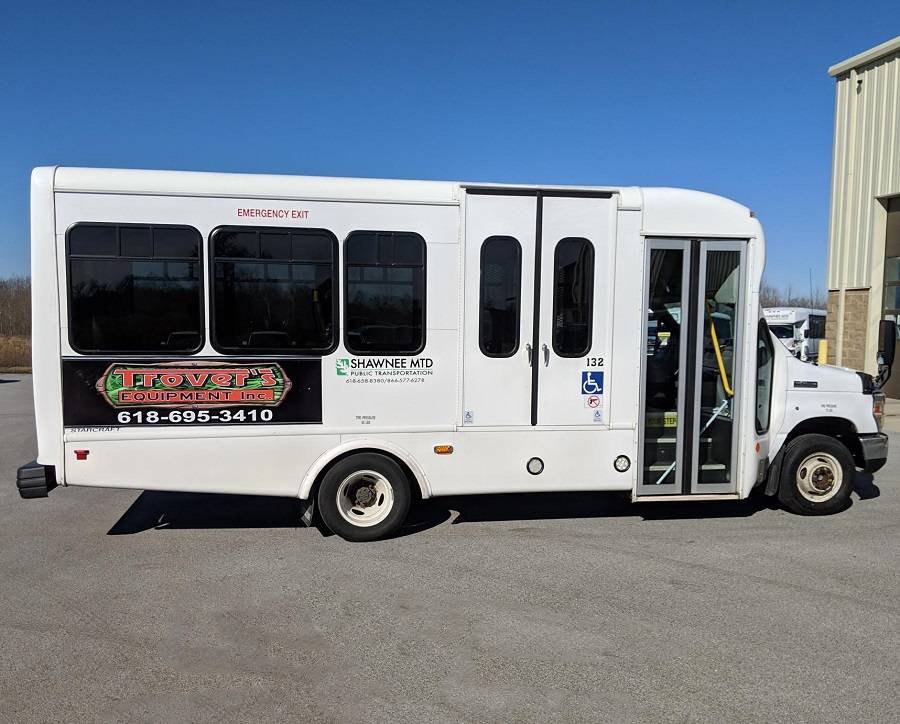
108, 470, 880, 537
419, 490, 778, 527
108, 491, 310, 535
852, 471, 881, 500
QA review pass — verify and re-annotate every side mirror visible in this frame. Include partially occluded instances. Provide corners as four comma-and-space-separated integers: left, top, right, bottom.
804, 329, 810, 339
878, 319, 896, 368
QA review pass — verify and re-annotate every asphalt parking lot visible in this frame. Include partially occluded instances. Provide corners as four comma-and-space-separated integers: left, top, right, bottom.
2, 374, 899, 723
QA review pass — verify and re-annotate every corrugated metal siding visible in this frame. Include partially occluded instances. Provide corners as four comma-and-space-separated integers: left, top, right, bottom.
827, 48, 900, 290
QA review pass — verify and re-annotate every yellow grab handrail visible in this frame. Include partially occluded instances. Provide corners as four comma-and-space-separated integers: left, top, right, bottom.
709, 319, 734, 397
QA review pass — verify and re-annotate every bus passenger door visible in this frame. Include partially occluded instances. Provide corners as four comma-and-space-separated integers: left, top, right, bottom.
638, 239, 747, 495
462, 193, 537, 427
535, 195, 616, 426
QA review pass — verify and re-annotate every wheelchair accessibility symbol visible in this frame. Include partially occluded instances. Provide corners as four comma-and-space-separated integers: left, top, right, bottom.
581, 371, 604, 395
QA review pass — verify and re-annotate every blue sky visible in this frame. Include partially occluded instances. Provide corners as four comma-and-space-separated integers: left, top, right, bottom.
1, 1, 898, 291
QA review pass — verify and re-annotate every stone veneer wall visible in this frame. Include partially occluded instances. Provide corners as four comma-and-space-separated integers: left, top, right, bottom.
841, 289, 869, 371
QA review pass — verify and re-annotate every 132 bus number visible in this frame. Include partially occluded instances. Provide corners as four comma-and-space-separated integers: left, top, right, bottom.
586, 357, 604, 367
116, 409, 274, 424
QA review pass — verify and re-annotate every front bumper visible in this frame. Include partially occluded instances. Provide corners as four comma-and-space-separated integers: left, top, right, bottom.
16, 461, 57, 499
859, 433, 889, 473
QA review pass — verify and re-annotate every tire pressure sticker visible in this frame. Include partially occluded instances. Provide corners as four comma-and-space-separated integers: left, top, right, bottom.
63, 359, 322, 427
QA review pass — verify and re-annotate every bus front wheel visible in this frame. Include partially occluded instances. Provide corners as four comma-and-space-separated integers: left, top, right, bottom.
317, 453, 412, 542
777, 434, 855, 515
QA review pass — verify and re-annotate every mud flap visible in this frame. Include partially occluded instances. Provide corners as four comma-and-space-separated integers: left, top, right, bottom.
299, 497, 315, 527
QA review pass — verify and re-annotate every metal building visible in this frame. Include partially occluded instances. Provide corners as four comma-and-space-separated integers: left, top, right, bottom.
825, 35, 900, 393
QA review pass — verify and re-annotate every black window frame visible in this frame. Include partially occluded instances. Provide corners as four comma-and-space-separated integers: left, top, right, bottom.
551, 236, 595, 358
756, 318, 775, 434
343, 230, 427, 356
65, 221, 205, 355
208, 225, 339, 355
479, 235, 522, 358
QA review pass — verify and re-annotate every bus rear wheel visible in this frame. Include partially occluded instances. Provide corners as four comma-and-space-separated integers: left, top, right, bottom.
777, 434, 855, 515
317, 453, 411, 542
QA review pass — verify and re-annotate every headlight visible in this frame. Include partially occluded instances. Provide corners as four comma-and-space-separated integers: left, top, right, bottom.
873, 391, 885, 431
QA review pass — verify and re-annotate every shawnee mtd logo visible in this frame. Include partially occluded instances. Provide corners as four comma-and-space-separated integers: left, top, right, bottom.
335, 357, 433, 375
96, 362, 291, 408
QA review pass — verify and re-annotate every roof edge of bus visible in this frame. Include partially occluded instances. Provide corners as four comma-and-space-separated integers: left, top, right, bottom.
49, 166, 461, 205
639, 187, 759, 238
42, 167, 754, 224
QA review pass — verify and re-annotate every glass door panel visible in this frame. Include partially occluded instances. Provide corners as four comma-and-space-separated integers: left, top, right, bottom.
639, 239, 745, 497
692, 244, 744, 493
639, 242, 688, 494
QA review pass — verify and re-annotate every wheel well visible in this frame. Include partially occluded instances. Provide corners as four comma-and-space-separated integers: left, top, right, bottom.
783, 417, 863, 467
307, 448, 422, 503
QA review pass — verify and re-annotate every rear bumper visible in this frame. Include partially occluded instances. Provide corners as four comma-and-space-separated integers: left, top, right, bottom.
859, 433, 889, 473
16, 460, 57, 499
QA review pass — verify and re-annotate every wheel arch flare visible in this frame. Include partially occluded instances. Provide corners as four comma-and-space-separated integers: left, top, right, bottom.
297, 439, 431, 501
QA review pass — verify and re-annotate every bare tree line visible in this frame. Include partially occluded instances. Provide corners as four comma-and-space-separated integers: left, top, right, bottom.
760, 282, 826, 310
0, 276, 31, 336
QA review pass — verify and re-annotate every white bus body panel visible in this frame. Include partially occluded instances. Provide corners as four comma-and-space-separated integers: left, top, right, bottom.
28, 167, 842, 507
30, 168, 65, 473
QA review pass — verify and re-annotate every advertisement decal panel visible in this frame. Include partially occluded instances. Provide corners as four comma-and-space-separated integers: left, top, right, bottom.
62, 359, 322, 426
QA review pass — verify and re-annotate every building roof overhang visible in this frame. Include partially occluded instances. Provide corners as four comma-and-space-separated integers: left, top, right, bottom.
829, 35, 900, 77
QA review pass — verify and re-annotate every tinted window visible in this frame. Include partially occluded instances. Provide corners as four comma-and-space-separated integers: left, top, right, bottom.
68, 225, 118, 256
345, 231, 425, 354
552, 237, 594, 356
479, 236, 521, 357
154, 227, 199, 257
67, 224, 202, 352
120, 226, 152, 257
769, 324, 793, 339
808, 315, 826, 339
211, 227, 337, 352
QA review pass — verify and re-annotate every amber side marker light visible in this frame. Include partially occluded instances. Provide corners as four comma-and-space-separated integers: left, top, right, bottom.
434, 445, 454, 455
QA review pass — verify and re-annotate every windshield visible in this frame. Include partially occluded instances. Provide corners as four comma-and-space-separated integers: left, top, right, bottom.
769, 324, 794, 339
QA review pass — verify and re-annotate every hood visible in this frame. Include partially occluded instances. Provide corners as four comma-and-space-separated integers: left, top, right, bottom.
784, 353, 862, 393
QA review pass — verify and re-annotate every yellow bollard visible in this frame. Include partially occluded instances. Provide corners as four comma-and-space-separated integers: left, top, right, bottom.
818, 339, 828, 365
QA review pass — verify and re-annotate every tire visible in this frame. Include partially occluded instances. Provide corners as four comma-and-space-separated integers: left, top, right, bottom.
316, 453, 412, 542
777, 433, 855, 515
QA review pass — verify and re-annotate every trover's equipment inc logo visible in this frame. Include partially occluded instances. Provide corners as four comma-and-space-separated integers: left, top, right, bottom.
95, 362, 291, 408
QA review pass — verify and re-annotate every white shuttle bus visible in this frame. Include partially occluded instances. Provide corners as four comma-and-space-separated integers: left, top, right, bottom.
764, 307, 827, 361
17, 167, 892, 541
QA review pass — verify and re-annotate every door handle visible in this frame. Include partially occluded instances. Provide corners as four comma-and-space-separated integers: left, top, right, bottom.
526, 343, 533, 366
542, 343, 550, 366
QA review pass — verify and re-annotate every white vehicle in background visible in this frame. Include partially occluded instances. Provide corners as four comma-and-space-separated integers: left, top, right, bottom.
16, 168, 891, 541
764, 307, 827, 361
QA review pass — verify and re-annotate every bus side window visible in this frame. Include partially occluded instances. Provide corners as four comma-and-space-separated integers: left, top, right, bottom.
479, 236, 521, 357
552, 237, 594, 357
67, 223, 203, 353
210, 226, 338, 353
344, 231, 426, 355
756, 319, 775, 433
